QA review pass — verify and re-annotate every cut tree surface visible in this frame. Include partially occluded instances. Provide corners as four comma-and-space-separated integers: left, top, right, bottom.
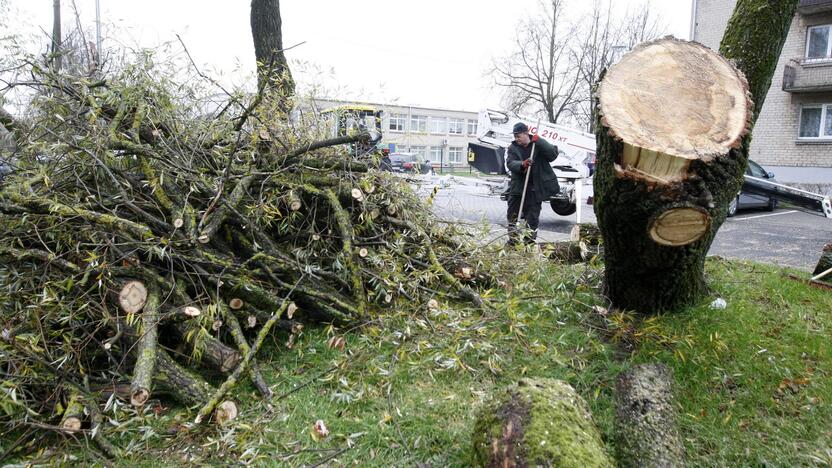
599, 37, 751, 183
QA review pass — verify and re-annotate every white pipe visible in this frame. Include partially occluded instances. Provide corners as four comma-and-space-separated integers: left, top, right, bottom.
689, 0, 698, 41
95, 0, 101, 58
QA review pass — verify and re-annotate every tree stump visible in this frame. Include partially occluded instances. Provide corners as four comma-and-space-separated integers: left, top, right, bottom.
614, 363, 684, 467
594, 37, 754, 312
472, 378, 613, 467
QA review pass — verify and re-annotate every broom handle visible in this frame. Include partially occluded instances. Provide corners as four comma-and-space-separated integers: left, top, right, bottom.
517, 120, 541, 221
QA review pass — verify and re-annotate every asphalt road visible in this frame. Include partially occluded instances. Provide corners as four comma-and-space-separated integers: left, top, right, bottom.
417, 176, 831, 272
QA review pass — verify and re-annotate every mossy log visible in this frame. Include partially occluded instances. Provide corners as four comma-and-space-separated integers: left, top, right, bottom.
594, 0, 797, 313
154, 349, 237, 423
614, 363, 684, 467
472, 378, 613, 467
130, 290, 159, 407
60, 389, 85, 431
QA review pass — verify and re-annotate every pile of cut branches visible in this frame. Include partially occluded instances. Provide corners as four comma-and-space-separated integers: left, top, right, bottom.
0, 59, 487, 458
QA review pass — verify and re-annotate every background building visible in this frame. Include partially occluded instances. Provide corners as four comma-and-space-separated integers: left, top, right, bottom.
693, 0, 832, 184
317, 99, 478, 169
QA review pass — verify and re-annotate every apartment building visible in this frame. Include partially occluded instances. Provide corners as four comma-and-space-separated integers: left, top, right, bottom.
316, 99, 479, 169
693, 0, 832, 184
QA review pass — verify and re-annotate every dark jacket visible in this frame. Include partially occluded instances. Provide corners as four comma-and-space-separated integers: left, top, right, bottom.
506, 137, 560, 203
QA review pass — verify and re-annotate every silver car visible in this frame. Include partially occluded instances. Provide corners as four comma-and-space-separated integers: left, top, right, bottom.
727, 159, 778, 217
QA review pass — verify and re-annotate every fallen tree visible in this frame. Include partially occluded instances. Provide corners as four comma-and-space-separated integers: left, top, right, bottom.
593, 0, 798, 312
0, 58, 487, 458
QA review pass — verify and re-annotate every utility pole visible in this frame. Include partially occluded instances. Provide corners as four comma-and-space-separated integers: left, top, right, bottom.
95, 0, 101, 58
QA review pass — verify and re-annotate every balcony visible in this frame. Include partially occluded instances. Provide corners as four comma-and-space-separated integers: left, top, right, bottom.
783, 58, 832, 92
799, 0, 832, 14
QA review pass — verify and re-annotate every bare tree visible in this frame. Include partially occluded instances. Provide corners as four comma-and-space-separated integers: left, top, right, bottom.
573, 0, 664, 132
492, 0, 583, 124
493, 0, 664, 129
250, 0, 294, 108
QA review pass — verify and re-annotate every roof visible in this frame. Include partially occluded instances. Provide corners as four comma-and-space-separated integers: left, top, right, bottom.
320, 104, 378, 114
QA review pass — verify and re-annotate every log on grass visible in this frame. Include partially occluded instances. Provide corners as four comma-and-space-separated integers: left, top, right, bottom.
472, 378, 613, 467
542, 241, 584, 264
614, 363, 684, 467
154, 349, 238, 423
593, 22, 792, 312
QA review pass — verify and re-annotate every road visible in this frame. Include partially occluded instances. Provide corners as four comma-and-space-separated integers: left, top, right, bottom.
416, 176, 831, 272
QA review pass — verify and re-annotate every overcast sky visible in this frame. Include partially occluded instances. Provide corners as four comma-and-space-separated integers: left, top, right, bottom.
7, 0, 694, 111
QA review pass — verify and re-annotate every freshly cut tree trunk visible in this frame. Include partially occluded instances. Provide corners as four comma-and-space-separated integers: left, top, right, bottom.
595, 0, 797, 313
595, 38, 751, 312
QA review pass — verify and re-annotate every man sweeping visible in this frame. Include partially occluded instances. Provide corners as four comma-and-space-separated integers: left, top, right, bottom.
505, 122, 560, 246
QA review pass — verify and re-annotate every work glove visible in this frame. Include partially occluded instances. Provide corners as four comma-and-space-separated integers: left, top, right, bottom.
531, 134, 539, 143
522, 159, 532, 170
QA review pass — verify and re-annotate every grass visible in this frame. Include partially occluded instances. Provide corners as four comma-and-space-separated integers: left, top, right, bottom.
22, 254, 832, 466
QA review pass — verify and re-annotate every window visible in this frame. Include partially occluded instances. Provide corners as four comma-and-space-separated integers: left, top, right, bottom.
410, 145, 427, 159
395, 144, 408, 153
410, 115, 427, 133
467, 119, 478, 135
807, 24, 832, 60
448, 118, 464, 135
430, 146, 443, 162
449, 147, 464, 164
799, 104, 832, 138
746, 160, 768, 178
430, 117, 446, 134
389, 114, 406, 132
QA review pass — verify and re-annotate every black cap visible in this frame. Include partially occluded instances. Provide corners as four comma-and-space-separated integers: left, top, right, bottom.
512, 122, 529, 134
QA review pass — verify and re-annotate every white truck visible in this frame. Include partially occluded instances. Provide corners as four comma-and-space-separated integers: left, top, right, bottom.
467, 109, 594, 216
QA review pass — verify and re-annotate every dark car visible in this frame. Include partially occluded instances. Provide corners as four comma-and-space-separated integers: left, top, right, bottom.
389, 152, 435, 175
727, 159, 777, 217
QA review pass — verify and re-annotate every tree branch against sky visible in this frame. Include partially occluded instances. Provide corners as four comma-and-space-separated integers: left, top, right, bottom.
493, 0, 664, 129
492, 0, 582, 124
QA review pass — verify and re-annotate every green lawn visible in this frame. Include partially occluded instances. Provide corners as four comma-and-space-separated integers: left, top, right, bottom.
20, 254, 832, 466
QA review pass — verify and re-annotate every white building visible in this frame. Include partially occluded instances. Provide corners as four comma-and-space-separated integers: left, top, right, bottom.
693, 0, 832, 184
316, 99, 479, 169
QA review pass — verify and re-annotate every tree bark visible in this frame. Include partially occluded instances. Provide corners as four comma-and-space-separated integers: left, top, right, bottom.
250, 0, 294, 106
130, 290, 159, 406
593, 1, 797, 313
614, 363, 684, 467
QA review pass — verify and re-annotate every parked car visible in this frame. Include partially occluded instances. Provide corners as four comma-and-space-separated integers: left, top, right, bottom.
389, 152, 435, 175
727, 159, 778, 217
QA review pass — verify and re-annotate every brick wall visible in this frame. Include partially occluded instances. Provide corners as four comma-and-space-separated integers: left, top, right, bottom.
694, 1, 832, 173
